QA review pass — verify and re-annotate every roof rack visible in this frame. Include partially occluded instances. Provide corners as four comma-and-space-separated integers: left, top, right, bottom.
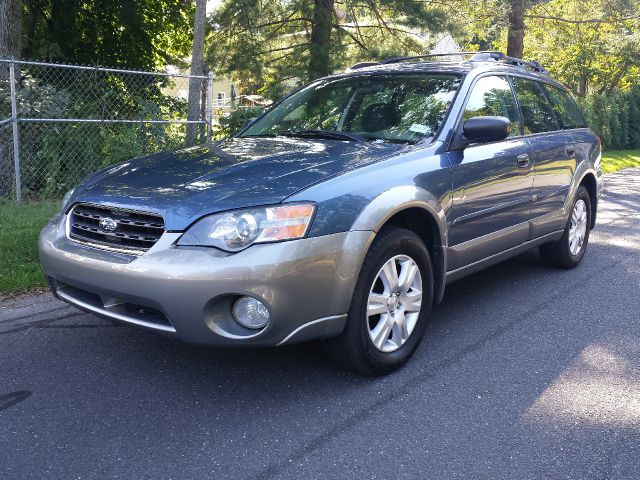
378, 51, 495, 64
468, 51, 549, 74
347, 51, 549, 74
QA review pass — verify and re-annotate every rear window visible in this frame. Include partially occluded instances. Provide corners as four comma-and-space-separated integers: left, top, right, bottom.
512, 77, 561, 134
541, 84, 587, 129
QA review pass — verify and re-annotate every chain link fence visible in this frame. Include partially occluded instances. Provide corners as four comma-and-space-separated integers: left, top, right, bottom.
0, 59, 213, 202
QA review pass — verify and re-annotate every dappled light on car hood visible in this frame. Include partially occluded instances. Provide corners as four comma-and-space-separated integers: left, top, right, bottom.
72, 136, 404, 230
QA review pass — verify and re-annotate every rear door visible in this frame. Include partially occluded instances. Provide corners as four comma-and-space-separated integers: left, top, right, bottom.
511, 77, 576, 237
447, 75, 534, 270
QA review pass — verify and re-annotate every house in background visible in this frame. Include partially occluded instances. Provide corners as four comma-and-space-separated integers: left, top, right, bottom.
211, 79, 272, 115
431, 34, 462, 55
162, 68, 241, 115
210, 76, 235, 116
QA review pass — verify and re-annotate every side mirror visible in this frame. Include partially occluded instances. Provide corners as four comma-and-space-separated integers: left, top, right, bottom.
462, 116, 511, 143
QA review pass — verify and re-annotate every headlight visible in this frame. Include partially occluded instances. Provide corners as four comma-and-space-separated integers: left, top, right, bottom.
61, 188, 75, 212
177, 203, 315, 252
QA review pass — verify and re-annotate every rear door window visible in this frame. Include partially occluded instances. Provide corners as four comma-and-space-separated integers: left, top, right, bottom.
512, 77, 561, 134
541, 84, 587, 129
462, 75, 522, 136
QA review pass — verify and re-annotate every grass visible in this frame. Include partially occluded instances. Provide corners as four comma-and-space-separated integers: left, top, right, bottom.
601, 149, 640, 174
0, 200, 59, 297
0, 148, 638, 297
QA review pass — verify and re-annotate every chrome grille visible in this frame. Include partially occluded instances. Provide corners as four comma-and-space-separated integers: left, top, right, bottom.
68, 203, 164, 254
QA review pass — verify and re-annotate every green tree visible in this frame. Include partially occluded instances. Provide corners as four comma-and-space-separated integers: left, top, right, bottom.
0, 0, 22, 198
21, 0, 195, 70
451, 0, 640, 96
522, 0, 640, 96
208, 0, 454, 99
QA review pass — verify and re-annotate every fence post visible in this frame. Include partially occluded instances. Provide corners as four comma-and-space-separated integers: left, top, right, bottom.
206, 71, 213, 143
9, 61, 21, 204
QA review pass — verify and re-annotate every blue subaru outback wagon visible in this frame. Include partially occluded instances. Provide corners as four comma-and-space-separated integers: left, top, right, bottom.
40, 52, 603, 375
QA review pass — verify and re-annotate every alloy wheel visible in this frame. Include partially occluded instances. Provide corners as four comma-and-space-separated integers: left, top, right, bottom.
568, 199, 588, 256
366, 255, 423, 353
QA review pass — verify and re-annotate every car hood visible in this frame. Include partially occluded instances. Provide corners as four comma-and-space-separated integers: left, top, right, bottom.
71, 136, 405, 230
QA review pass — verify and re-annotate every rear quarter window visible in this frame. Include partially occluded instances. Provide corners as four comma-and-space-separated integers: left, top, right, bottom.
541, 84, 587, 129
512, 77, 561, 134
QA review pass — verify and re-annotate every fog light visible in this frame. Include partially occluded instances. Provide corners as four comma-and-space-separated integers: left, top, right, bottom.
232, 296, 270, 329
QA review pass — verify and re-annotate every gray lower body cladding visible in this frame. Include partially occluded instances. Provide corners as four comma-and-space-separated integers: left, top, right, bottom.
39, 215, 374, 346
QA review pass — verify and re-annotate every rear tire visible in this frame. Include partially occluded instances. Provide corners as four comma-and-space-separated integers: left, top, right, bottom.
540, 185, 591, 269
323, 227, 433, 376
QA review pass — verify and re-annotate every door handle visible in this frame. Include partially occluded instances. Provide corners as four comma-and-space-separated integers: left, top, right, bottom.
566, 145, 576, 157
516, 153, 530, 168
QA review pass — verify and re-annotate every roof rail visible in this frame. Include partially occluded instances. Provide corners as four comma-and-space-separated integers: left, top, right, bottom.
379, 52, 492, 65
346, 52, 480, 71
345, 61, 381, 71
346, 51, 549, 74
469, 51, 549, 74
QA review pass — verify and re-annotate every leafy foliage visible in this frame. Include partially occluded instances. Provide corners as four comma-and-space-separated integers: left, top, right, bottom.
449, 0, 640, 97
208, 0, 456, 99
12, 65, 190, 199
217, 106, 266, 137
522, 0, 640, 96
22, 0, 195, 69
581, 88, 640, 150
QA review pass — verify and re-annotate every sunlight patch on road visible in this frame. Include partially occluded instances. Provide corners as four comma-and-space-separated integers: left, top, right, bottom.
590, 232, 640, 252
601, 236, 640, 251
523, 342, 640, 427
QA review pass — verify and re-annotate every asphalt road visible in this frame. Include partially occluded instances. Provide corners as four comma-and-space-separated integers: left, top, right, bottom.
2, 168, 640, 480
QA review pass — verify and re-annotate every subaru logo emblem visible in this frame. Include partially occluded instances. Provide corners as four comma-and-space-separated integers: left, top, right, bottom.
99, 217, 118, 233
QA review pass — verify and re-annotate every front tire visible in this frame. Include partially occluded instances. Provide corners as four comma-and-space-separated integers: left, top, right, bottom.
540, 185, 591, 269
323, 227, 434, 376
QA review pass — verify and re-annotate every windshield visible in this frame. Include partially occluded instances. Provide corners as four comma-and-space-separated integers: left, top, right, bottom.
242, 74, 462, 144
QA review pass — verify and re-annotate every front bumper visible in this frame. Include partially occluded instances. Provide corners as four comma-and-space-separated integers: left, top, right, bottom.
39, 215, 374, 346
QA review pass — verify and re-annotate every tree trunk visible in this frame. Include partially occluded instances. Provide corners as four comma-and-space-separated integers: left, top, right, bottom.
308, 0, 334, 81
186, 0, 207, 146
506, 0, 525, 59
0, 0, 22, 58
0, 0, 22, 199
577, 72, 588, 97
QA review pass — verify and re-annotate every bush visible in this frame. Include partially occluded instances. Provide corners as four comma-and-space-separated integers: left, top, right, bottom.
580, 89, 640, 150
217, 106, 265, 137
9, 66, 189, 200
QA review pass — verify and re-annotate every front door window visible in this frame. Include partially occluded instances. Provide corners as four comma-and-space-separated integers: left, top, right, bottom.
463, 75, 522, 136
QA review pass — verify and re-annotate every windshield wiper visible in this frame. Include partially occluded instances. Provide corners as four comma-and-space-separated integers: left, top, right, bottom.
279, 129, 366, 142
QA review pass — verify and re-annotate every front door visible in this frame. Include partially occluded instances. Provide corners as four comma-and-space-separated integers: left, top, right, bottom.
447, 75, 533, 270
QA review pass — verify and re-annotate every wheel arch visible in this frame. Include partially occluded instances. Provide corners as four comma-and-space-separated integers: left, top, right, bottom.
351, 186, 448, 303
578, 172, 598, 229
